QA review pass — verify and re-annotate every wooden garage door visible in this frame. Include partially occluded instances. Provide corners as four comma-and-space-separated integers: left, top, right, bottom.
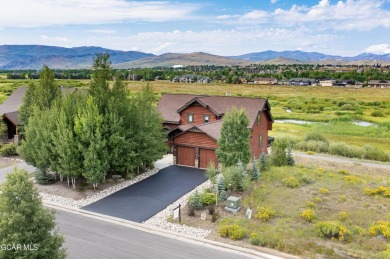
199, 148, 218, 169
177, 146, 195, 167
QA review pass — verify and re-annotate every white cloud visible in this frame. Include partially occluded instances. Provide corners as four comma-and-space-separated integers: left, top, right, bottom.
87, 29, 116, 34
0, 0, 201, 28
365, 44, 390, 54
152, 42, 174, 53
270, 0, 278, 4
221, 0, 390, 31
40, 35, 69, 42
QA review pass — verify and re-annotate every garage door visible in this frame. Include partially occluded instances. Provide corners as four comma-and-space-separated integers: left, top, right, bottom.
177, 146, 195, 167
199, 148, 218, 169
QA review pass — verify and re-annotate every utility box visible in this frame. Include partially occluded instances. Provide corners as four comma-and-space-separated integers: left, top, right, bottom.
225, 196, 241, 213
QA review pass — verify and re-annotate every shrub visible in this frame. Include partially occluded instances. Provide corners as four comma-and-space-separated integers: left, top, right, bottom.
259, 152, 269, 172
208, 205, 215, 215
306, 201, 316, 209
319, 188, 329, 195
315, 168, 326, 174
316, 221, 351, 241
364, 186, 390, 198
250, 233, 260, 245
200, 192, 216, 206
300, 209, 316, 222
219, 224, 246, 240
339, 195, 347, 202
188, 190, 203, 209
371, 111, 384, 117
314, 197, 323, 203
255, 207, 275, 222
338, 169, 350, 175
270, 137, 294, 167
286, 146, 295, 166
363, 145, 389, 162
187, 205, 195, 216
344, 175, 364, 185
0, 143, 17, 156
295, 140, 329, 153
205, 162, 218, 185
304, 133, 329, 144
306, 151, 315, 155
211, 211, 219, 223
339, 212, 348, 221
282, 176, 300, 188
369, 221, 390, 240
34, 170, 55, 185
222, 165, 249, 191
329, 142, 364, 159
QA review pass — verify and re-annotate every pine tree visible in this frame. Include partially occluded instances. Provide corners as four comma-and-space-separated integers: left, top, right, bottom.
216, 107, 251, 167
220, 190, 227, 202
89, 53, 111, 112
191, 189, 203, 209
286, 145, 295, 166
251, 158, 260, 180
260, 152, 268, 172
270, 137, 289, 167
0, 169, 66, 259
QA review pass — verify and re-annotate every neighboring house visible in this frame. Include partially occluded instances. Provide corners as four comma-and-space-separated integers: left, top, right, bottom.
288, 78, 318, 86
319, 79, 335, 87
368, 80, 390, 88
334, 79, 354, 87
239, 77, 248, 84
0, 86, 78, 143
157, 94, 274, 168
172, 74, 211, 83
253, 77, 278, 85
0, 87, 27, 142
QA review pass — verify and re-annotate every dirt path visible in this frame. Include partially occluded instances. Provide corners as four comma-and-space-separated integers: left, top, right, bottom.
294, 152, 390, 170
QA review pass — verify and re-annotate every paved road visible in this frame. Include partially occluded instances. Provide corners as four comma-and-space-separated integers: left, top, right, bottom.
82, 165, 207, 222
294, 152, 390, 170
0, 161, 37, 184
55, 209, 258, 259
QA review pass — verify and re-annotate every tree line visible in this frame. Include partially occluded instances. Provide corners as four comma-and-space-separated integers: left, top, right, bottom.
18, 53, 167, 189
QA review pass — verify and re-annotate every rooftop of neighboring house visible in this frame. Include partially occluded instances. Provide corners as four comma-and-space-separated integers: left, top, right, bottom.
253, 77, 277, 81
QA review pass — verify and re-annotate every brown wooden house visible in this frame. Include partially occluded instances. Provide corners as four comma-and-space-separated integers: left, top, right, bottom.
157, 94, 274, 168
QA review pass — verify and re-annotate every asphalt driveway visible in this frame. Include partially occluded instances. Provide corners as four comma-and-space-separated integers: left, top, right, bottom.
82, 165, 207, 223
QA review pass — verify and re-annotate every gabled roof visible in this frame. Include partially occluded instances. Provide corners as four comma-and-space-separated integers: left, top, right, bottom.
0, 86, 27, 116
173, 120, 223, 141
157, 93, 273, 127
3, 111, 19, 126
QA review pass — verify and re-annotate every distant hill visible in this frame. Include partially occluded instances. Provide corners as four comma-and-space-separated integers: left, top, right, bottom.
230, 50, 390, 63
230, 50, 343, 62
0, 45, 154, 69
114, 52, 253, 68
1, 45, 390, 69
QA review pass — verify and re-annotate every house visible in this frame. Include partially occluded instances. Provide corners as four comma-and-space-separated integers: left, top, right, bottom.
0, 87, 27, 143
288, 78, 318, 86
157, 94, 274, 168
239, 77, 248, 84
334, 79, 354, 87
319, 79, 335, 87
172, 74, 212, 84
368, 80, 390, 88
0, 86, 78, 144
253, 77, 278, 85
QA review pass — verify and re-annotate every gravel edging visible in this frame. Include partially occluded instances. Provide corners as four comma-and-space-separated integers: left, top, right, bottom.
40, 168, 159, 208
143, 179, 212, 238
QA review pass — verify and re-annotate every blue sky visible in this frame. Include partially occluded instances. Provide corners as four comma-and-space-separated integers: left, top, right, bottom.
1, 0, 390, 56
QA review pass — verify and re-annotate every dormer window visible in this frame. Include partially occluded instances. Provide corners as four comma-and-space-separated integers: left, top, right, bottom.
203, 114, 210, 124
187, 113, 194, 123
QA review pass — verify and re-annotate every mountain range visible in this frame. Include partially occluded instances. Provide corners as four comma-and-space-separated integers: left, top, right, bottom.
0, 45, 389, 69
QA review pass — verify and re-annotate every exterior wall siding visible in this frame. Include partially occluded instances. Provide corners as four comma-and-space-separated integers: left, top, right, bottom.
179, 105, 217, 125
250, 111, 271, 158
174, 131, 219, 149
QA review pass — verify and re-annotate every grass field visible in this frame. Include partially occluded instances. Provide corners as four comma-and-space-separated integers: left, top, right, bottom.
0, 79, 389, 157
176, 159, 390, 258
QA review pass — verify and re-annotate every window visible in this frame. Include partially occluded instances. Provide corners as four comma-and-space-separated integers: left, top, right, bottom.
257, 113, 261, 125
187, 113, 194, 123
203, 114, 210, 123
259, 134, 263, 147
